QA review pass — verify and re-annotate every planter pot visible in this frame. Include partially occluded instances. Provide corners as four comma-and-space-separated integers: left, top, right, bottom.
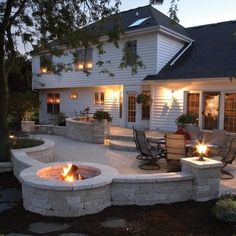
176, 122, 196, 129
21, 120, 35, 133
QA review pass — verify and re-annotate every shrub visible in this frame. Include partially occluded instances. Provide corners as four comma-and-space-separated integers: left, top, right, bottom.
49, 112, 67, 126
213, 194, 236, 224
9, 137, 44, 149
8, 91, 39, 130
176, 113, 197, 124
93, 109, 112, 122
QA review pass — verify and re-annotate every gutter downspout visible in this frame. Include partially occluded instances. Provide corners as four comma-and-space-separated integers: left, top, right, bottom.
170, 42, 193, 66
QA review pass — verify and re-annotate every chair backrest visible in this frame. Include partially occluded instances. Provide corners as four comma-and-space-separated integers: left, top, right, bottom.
222, 137, 236, 165
132, 126, 140, 152
209, 129, 227, 147
185, 125, 200, 141
135, 129, 150, 157
165, 133, 186, 161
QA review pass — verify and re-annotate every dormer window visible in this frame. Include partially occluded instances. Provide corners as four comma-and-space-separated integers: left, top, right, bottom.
75, 48, 93, 71
40, 55, 53, 74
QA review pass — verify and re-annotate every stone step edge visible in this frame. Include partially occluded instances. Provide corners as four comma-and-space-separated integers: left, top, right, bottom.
109, 140, 137, 152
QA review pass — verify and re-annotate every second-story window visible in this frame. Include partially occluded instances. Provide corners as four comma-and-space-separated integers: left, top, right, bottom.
40, 55, 53, 74
125, 40, 137, 66
75, 48, 93, 71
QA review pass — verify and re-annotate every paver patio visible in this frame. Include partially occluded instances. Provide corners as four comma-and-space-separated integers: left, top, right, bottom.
36, 131, 236, 195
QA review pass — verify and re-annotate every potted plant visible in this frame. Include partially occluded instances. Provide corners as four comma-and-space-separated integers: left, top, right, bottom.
176, 113, 197, 128
136, 93, 152, 105
93, 109, 112, 122
21, 111, 36, 132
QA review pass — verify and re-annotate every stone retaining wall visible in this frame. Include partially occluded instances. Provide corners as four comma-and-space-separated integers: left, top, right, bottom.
66, 118, 109, 144
35, 125, 66, 136
112, 173, 193, 205
35, 118, 109, 144
11, 139, 55, 180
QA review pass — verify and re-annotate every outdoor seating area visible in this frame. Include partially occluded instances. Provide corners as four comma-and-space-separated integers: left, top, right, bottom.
131, 126, 236, 179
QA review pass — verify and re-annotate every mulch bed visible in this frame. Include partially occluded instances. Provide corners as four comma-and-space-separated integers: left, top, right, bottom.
0, 172, 235, 236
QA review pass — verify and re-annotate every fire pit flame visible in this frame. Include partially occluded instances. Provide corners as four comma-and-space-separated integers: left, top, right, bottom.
60, 163, 84, 182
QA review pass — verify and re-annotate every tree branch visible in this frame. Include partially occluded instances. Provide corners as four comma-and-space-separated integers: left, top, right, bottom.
5, 26, 16, 77
0, 0, 14, 31
8, 0, 27, 27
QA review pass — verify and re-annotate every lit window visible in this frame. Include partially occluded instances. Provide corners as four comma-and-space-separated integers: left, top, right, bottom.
94, 93, 99, 105
47, 93, 60, 114
128, 16, 151, 27
70, 92, 78, 100
187, 93, 199, 124
100, 93, 105, 105
224, 93, 236, 133
94, 92, 105, 105
119, 92, 123, 118
75, 48, 93, 71
40, 55, 53, 74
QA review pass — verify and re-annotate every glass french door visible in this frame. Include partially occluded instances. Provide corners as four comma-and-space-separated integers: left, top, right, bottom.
127, 93, 136, 126
203, 92, 220, 130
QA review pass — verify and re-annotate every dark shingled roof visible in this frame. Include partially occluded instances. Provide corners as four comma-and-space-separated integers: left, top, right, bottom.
119, 5, 189, 38
144, 20, 236, 81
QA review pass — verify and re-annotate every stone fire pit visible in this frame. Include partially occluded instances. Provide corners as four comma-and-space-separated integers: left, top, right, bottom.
19, 161, 118, 217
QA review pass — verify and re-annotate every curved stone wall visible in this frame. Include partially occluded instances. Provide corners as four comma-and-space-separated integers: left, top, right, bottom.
11, 139, 55, 180
20, 162, 119, 217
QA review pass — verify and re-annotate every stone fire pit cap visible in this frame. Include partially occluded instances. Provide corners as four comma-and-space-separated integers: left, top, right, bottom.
19, 161, 119, 191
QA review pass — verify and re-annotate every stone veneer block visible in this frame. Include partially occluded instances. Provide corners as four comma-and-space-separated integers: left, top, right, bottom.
181, 157, 223, 202
20, 162, 118, 217
66, 118, 109, 144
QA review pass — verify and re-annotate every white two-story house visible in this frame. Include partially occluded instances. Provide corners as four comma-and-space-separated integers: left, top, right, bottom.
32, 5, 236, 133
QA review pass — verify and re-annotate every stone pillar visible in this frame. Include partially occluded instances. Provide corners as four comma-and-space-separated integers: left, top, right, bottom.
182, 157, 223, 202
21, 121, 35, 133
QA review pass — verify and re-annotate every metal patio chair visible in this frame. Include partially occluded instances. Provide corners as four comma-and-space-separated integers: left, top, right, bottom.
218, 137, 236, 179
135, 129, 163, 170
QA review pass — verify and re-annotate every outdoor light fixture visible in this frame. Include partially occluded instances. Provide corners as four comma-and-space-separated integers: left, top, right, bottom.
196, 142, 207, 161
171, 90, 177, 102
41, 67, 47, 74
70, 93, 78, 100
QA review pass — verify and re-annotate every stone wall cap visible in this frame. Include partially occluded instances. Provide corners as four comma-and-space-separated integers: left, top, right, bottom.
20, 161, 118, 191
113, 172, 194, 183
181, 157, 223, 169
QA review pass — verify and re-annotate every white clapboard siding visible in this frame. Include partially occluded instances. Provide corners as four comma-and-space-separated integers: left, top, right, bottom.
150, 79, 236, 131
39, 87, 121, 125
32, 33, 157, 90
157, 33, 185, 73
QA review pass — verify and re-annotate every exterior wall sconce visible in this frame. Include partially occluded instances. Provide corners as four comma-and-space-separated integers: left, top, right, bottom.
70, 93, 78, 100
41, 67, 47, 74
171, 90, 177, 102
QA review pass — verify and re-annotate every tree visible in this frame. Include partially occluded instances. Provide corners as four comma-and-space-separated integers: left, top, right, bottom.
0, 0, 121, 161
0, 0, 172, 162
150, 0, 179, 22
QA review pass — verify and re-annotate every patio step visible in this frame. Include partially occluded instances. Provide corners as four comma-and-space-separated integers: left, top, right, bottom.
109, 140, 137, 152
109, 134, 134, 141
